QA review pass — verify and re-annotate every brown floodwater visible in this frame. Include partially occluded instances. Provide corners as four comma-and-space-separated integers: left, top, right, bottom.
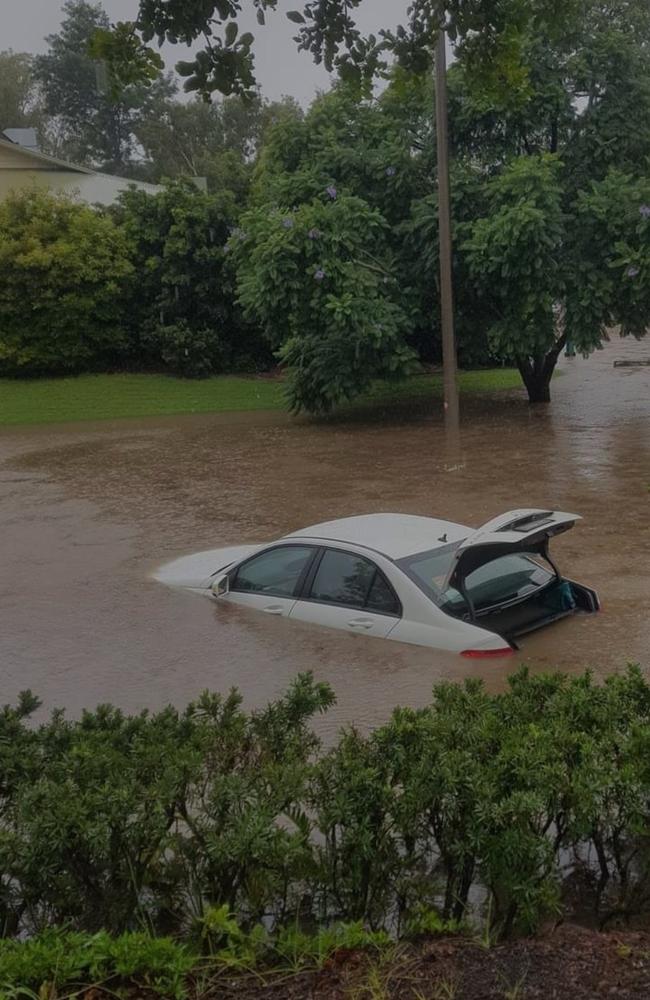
1, 338, 648, 737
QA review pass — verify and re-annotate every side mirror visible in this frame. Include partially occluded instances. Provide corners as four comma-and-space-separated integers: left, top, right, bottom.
211, 574, 230, 598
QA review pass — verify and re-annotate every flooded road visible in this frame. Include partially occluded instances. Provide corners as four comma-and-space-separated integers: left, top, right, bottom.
1, 338, 648, 736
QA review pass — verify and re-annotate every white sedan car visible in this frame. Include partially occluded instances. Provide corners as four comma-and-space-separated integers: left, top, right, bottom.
157, 510, 599, 657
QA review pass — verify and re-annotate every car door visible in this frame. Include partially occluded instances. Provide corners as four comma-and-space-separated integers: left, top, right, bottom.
289, 547, 402, 638
225, 544, 318, 618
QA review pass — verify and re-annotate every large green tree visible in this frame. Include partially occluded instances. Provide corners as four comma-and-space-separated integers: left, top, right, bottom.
250, 81, 492, 370
231, 190, 416, 412
34, 0, 174, 173
446, 0, 650, 400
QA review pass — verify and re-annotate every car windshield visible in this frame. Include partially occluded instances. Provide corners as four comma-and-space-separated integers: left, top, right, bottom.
398, 545, 555, 612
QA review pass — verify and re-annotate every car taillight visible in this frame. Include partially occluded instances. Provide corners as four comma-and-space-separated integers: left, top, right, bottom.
461, 647, 515, 659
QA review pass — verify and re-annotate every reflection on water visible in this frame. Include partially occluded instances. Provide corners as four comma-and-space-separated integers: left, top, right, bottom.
0, 339, 648, 738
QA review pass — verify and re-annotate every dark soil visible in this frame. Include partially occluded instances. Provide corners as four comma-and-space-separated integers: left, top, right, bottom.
200, 925, 650, 999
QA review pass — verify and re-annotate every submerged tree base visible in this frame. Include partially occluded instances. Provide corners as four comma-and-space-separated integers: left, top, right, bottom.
517, 340, 566, 403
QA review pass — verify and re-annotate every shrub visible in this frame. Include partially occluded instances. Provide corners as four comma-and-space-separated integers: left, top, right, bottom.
114, 180, 272, 377
1, 667, 650, 947
0, 929, 196, 997
0, 189, 133, 375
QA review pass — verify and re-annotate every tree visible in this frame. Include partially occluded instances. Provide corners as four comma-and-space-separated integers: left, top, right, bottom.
113, 180, 271, 377
95, 1, 576, 103
0, 51, 43, 134
251, 82, 492, 368
34, 0, 174, 173
0, 189, 133, 375
134, 92, 301, 199
463, 156, 650, 402
462, 156, 567, 402
231, 192, 416, 412
90, 0, 596, 412
447, 0, 650, 400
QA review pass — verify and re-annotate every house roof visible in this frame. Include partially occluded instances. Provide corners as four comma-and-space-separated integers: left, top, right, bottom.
0, 133, 94, 174
2, 128, 39, 151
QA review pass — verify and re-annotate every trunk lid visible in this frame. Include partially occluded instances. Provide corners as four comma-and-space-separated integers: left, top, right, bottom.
441, 509, 580, 592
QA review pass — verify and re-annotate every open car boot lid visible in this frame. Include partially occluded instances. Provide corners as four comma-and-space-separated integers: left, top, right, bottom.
442, 509, 580, 593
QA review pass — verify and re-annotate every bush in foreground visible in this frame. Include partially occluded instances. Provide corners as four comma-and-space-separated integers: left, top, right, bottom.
1, 666, 650, 953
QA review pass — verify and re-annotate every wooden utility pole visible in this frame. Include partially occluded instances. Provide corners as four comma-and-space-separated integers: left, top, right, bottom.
435, 25, 460, 430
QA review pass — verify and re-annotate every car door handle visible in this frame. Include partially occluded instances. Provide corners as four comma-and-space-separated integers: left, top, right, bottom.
347, 618, 374, 630
263, 605, 285, 615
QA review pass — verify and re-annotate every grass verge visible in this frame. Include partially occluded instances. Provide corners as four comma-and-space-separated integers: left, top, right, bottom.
0, 369, 521, 427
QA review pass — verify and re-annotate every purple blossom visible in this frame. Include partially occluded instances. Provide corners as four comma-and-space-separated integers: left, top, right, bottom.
626, 265, 640, 278
282, 217, 295, 229
308, 228, 322, 240
326, 185, 337, 200
385, 166, 397, 177
639, 204, 650, 219
314, 269, 326, 281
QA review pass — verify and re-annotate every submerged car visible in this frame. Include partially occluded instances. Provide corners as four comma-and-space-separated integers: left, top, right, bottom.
157, 510, 599, 657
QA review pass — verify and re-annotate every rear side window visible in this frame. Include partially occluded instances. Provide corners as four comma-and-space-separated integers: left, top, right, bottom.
308, 550, 401, 616
232, 545, 315, 598
366, 573, 400, 615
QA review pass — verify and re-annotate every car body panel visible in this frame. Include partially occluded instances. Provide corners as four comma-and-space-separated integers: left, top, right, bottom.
155, 544, 261, 591
289, 600, 400, 638
285, 513, 468, 558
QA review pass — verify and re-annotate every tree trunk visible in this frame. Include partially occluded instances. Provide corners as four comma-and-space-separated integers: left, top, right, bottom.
517, 334, 567, 404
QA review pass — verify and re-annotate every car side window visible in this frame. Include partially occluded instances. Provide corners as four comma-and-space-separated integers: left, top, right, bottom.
232, 546, 315, 598
308, 549, 401, 616
366, 572, 401, 616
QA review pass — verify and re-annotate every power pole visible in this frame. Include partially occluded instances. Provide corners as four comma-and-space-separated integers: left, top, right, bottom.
435, 25, 460, 431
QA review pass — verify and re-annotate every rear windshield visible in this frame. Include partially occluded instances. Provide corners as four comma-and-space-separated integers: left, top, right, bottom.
398, 546, 555, 612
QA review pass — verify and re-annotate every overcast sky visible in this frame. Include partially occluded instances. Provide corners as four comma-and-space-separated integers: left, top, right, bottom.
2, 0, 411, 104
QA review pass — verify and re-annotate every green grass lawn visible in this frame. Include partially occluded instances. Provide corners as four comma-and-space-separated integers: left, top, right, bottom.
0, 369, 522, 427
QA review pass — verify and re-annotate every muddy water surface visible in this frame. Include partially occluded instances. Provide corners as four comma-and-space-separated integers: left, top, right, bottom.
1, 339, 648, 737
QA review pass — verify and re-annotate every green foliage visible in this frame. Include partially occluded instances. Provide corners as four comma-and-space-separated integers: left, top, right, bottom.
114, 179, 271, 377
198, 904, 268, 965
0, 929, 196, 997
275, 921, 390, 970
4, 667, 650, 953
0, 189, 133, 376
232, 193, 417, 412
463, 155, 650, 400
135, 92, 302, 197
403, 907, 464, 940
462, 155, 565, 363
566, 171, 650, 345
100, 0, 581, 104
311, 727, 402, 925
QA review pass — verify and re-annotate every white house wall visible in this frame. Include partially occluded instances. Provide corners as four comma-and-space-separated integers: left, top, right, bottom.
0, 168, 161, 206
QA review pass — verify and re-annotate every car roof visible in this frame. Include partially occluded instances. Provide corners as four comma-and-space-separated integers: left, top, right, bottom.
284, 513, 469, 559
